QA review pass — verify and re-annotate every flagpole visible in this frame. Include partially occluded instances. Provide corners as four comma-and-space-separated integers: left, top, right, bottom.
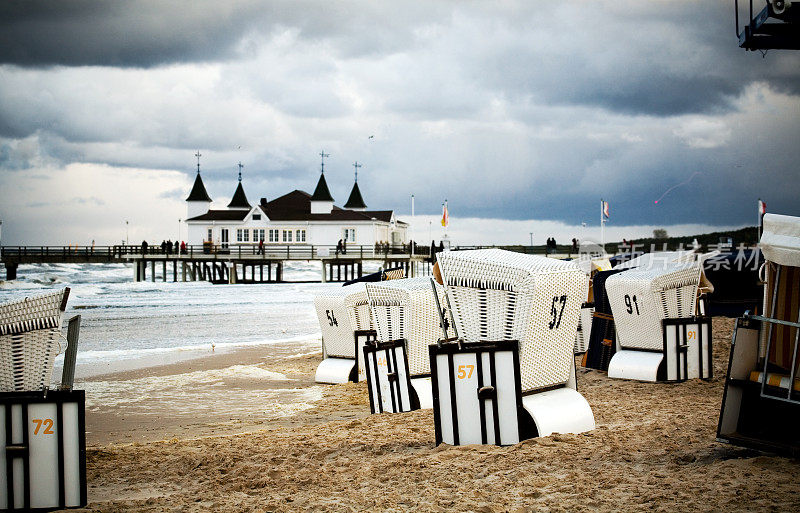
600, 199, 605, 252
757, 198, 762, 240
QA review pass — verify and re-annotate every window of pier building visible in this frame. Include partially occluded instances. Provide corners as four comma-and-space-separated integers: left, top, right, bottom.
254, 229, 265, 242
206, 228, 213, 242
343, 228, 356, 243
268, 229, 279, 243
282, 229, 293, 243
252, 213, 261, 220
295, 229, 306, 243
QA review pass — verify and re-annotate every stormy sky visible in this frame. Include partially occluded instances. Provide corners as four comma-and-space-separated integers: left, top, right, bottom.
0, 0, 798, 245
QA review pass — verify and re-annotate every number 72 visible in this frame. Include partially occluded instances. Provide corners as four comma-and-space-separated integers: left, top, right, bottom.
32, 418, 54, 435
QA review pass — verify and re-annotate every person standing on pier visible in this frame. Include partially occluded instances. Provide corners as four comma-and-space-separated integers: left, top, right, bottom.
258, 238, 264, 255
141, 240, 148, 255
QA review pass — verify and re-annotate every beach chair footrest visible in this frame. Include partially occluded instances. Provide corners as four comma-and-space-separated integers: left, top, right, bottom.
430, 340, 595, 446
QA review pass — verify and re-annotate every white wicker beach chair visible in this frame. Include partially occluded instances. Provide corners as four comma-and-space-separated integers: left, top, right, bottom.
0, 288, 70, 392
363, 277, 451, 413
604, 261, 711, 382
431, 249, 595, 445
718, 213, 800, 456
313, 284, 376, 384
0, 288, 88, 510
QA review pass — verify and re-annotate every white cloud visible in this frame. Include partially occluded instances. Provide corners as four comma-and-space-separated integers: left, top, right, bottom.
0, 163, 189, 245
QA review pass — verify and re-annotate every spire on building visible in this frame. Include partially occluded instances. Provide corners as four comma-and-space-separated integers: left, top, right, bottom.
344, 161, 366, 209
186, 150, 212, 202
227, 162, 251, 209
311, 150, 334, 202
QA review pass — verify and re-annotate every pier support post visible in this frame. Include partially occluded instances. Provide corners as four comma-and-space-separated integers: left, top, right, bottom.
151, 260, 156, 282
276, 262, 283, 282
162, 260, 167, 282
321, 261, 327, 283
182, 262, 187, 282
4, 263, 18, 281
228, 263, 237, 284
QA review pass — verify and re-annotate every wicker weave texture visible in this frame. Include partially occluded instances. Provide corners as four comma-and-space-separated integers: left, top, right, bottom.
0, 289, 68, 391
605, 262, 701, 350
314, 291, 357, 358
366, 277, 448, 376
343, 287, 374, 332
437, 250, 587, 392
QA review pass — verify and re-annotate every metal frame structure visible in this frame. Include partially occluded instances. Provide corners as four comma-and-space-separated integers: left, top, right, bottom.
718, 213, 800, 456
735, 0, 799, 51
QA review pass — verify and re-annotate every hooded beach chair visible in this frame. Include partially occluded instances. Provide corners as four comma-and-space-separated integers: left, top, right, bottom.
314, 283, 377, 384
718, 213, 800, 456
0, 288, 70, 392
0, 288, 87, 509
363, 277, 452, 414
315, 268, 407, 384
604, 258, 712, 382
431, 249, 595, 446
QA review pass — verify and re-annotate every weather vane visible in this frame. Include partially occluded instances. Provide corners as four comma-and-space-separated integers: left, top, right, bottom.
238, 162, 244, 182
319, 150, 330, 174
195, 150, 202, 174
353, 161, 362, 182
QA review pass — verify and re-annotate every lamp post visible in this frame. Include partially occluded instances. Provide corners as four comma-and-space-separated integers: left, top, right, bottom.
529, 232, 533, 247
177, 219, 181, 243
410, 194, 415, 256
125, 220, 129, 246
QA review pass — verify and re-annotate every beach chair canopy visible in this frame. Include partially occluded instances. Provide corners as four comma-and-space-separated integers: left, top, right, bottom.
0, 288, 69, 391
605, 262, 701, 351
761, 213, 800, 268
366, 277, 448, 376
342, 284, 374, 332
313, 286, 361, 359
437, 249, 586, 393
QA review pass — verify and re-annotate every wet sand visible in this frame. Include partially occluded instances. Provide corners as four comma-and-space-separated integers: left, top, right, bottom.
70, 318, 800, 512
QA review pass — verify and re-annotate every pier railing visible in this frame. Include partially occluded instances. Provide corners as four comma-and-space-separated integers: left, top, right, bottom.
0, 243, 437, 262
0, 242, 596, 262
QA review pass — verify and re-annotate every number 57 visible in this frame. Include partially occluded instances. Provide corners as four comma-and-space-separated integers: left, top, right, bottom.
457, 365, 474, 379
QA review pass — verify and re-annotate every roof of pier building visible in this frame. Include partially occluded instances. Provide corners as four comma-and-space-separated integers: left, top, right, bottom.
187, 190, 405, 225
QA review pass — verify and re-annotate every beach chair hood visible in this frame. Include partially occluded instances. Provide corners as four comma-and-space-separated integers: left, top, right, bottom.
760, 213, 800, 267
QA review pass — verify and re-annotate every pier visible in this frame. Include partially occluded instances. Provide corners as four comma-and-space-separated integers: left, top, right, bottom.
0, 244, 438, 283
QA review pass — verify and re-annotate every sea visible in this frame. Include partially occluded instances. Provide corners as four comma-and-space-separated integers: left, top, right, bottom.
0, 261, 372, 379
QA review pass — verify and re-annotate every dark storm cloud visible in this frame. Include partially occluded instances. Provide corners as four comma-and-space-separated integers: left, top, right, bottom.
0, 1, 267, 67
0, 0, 442, 68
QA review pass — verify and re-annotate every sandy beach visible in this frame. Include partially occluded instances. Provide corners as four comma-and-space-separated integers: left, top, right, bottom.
68, 317, 800, 512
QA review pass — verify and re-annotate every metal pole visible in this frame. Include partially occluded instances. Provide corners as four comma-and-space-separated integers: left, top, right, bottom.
600, 199, 605, 252
411, 194, 415, 256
